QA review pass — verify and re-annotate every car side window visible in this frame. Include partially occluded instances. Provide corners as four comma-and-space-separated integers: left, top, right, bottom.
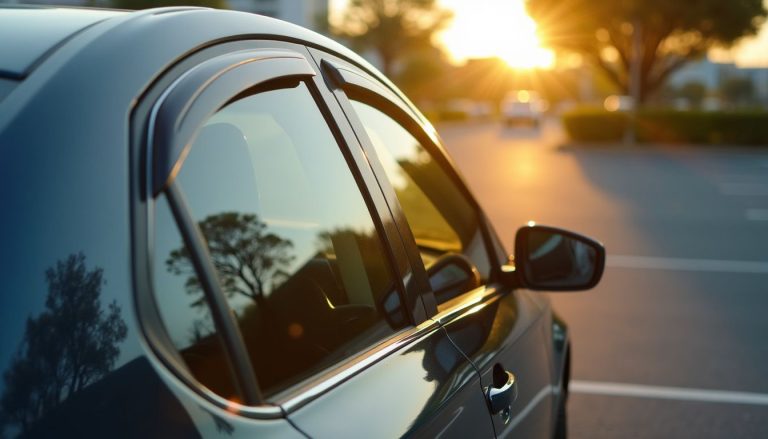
348, 100, 491, 305
153, 80, 406, 399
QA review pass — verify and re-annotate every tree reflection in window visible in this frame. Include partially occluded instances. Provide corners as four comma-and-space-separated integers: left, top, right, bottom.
166, 211, 294, 314
0, 253, 127, 435
166, 212, 405, 395
158, 82, 406, 397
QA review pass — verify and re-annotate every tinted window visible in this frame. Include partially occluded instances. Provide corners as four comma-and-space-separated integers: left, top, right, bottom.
154, 81, 405, 398
349, 100, 491, 303
153, 195, 238, 399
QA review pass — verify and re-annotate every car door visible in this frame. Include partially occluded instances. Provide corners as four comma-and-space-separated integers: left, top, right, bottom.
313, 51, 558, 437
134, 40, 496, 438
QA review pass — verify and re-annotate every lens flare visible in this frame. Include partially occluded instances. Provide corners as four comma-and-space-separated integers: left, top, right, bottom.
439, 0, 555, 69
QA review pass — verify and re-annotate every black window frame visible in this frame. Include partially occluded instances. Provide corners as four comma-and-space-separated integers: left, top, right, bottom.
311, 51, 505, 317
130, 41, 428, 417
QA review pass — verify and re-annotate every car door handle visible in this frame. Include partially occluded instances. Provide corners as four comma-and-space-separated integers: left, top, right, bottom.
486, 370, 518, 415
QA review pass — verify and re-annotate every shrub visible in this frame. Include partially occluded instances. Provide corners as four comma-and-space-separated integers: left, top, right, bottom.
562, 109, 626, 142
562, 109, 768, 145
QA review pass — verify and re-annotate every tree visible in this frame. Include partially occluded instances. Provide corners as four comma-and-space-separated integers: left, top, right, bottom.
396, 46, 451, 102
526, 0, 766, 103
166, 212, 294, 310
0, 253, 127, 435
678, 81, 707, 108
332, 0, 452, 77
721, 76, 755, 106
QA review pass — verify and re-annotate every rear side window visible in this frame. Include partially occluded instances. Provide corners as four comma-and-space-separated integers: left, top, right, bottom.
153, 81, 406, 399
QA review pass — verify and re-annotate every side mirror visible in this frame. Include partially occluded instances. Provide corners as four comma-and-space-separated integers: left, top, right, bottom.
427, 253, 482, 304
513, 225, 605, 291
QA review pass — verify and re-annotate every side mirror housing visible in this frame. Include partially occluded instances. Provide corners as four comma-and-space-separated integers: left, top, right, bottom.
511, 225, 605, 291
426, 253, 482, 304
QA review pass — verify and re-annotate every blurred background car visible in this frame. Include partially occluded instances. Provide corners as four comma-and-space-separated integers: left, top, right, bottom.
502, 90, 545, 127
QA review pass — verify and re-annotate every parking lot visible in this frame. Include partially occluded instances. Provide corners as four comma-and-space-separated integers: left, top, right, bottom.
439, 119, 768, 438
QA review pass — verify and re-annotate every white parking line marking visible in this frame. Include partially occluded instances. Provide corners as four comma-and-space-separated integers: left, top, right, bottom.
746, 209, 768, 221
608, 255, 768, 274
500, 386, 554, 435
435, 407, 464, 439
719, 183, 768, 196
571, 381, 768, 406
719, 174, 768, 182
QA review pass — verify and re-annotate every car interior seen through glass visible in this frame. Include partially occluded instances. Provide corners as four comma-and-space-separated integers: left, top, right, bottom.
349, 100, 491, 304
152, 81, 406, 400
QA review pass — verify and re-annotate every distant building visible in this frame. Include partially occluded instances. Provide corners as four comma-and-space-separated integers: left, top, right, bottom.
737, 67, 768, 103
668, 56, 768, 105
667, 58, 731, 90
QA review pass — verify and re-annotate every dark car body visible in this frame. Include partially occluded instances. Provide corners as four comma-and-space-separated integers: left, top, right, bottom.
0, 6, 602, 438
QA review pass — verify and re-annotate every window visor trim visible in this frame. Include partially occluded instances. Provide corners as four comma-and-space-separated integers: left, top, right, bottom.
321, 58, 416, 123
149, 49, 316, 196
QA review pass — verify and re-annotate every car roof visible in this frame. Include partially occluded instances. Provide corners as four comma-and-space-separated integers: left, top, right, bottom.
0, 6, 415, 141
0, 5, 124, 79
0, 6, 385, 84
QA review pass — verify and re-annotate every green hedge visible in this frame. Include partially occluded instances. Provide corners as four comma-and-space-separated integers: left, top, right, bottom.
563, 109, 768, 145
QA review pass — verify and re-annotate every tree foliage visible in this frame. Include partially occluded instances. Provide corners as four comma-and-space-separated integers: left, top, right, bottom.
332, 0, 452, 77
167, 212, 294, 309
395, 46, 451, 102
526, 0, 767, 102
0, 253, 127, 434
678, 81, 707, 108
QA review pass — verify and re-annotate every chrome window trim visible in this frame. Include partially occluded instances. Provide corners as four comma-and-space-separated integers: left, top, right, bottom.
277, 320, 441, 413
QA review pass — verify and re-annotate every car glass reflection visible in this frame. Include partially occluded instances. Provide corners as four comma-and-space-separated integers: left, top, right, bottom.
0, 253, 128, 436
349, 100, 492, 299
155, 81, 406, 399
526, 230, 596, 287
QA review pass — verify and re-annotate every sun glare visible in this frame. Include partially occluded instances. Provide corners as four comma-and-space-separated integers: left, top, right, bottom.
439, 0, 555, 69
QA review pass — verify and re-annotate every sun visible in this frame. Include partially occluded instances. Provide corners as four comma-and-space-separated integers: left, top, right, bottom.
438, 0, 555, 69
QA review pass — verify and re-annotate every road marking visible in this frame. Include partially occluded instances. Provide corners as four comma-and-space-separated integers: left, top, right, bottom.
571, 380, 768, 406
435, 407, 464, 439
719, 183, 768, 196
746, 208, 768, 221
608, 255, 768, 274
500, 386, 554, 435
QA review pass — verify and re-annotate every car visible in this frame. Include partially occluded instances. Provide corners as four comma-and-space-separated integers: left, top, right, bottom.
501, 90, 544, 127
603, 95, 635, 112
0, 6, 605, 438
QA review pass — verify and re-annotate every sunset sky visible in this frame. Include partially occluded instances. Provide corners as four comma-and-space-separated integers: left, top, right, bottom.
331, 0, 768, 69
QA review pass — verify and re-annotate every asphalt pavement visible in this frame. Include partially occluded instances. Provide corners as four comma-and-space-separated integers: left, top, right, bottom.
437, 118, 768, 438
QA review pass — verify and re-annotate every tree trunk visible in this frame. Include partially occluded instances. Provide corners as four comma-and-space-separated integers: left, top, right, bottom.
380, 51, 395, 78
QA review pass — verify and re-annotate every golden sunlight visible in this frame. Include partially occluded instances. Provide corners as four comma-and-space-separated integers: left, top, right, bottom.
439, 0, 555, 69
